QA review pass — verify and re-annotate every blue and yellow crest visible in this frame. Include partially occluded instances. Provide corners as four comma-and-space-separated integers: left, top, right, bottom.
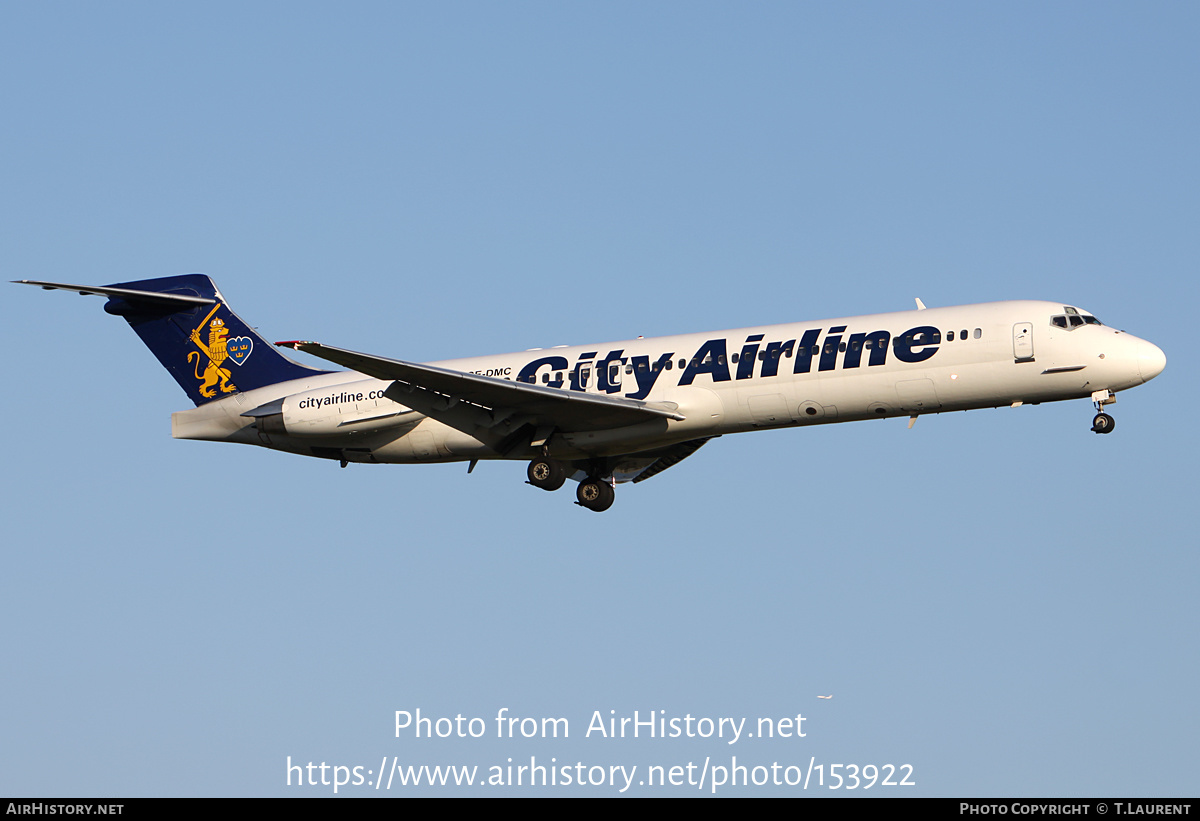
186, 306, 252, 398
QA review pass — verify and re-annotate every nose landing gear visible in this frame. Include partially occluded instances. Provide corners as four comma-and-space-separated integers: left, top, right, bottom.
1091, 389, 1116, 434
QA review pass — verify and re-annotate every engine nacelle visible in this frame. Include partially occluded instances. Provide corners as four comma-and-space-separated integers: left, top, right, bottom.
261, 386, 418, 437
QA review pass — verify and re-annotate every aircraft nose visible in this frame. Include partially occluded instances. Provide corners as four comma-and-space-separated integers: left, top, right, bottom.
1137, 339, 1167, 383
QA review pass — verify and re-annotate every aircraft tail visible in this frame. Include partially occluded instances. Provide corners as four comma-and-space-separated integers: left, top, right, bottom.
21, 274, 329, 406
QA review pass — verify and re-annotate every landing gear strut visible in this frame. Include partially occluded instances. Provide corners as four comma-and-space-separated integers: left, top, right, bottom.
576, 477, 615, 512
1091, 389, 1116, 435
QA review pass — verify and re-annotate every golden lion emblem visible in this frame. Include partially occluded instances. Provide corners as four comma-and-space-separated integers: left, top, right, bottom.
188, 311, 237, 398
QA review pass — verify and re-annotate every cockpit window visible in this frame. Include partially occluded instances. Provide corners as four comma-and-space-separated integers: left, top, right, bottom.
1053, 306, 1103, 330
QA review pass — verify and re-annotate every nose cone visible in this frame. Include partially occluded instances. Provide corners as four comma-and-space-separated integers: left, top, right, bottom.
1137, 339, 1167, 383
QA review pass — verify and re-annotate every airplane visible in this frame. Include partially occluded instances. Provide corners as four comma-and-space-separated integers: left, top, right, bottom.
17, 274, 1166, 512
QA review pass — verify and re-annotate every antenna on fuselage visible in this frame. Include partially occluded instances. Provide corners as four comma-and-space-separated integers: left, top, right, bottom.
915, 298, 927, 310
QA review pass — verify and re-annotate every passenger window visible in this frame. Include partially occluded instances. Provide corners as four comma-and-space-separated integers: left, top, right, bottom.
542, 373, 549, 383
947, 330, 955, 341
973, 328, 981, 339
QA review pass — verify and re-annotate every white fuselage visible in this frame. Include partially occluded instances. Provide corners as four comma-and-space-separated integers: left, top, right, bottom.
171, 300, 1165, 472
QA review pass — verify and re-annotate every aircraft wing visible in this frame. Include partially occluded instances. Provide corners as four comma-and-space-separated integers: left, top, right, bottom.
629, 436, 715, 483
276, 341, 686, 435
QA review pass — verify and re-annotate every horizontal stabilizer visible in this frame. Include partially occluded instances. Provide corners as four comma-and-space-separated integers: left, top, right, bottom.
14, 279, 216, 309
21, 275, 328, 405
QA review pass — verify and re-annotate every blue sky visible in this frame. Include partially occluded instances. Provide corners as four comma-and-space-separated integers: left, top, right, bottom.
2, 2, 1196, 796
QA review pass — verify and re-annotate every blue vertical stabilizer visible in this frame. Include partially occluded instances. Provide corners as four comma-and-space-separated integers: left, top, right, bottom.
100, 274, 330, 405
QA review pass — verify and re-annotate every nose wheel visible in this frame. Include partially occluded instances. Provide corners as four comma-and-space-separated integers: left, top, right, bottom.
1090, 389, 1116, 434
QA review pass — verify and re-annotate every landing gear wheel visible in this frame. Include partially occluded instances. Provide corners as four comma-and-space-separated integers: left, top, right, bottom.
576, 478, 615, 512
527, 457, 566, 491
1092, 412, 1115, 434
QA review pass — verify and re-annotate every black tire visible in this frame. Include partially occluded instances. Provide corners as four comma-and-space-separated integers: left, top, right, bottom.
1092, 413, 1115, 434
576, 479, 615, 512
527, 457, 566, 491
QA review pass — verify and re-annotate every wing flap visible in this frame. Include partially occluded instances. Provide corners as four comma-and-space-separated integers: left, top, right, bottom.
630, 436, 716, 483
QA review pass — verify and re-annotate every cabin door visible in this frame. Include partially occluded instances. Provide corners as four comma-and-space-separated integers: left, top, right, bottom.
1013, 323, 1035, 361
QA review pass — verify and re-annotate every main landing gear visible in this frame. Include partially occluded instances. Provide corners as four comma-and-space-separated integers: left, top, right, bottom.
526, 456, 566, 491
575, 477, 615, 512
1091, 389, 1116, 434
526, 457, 615, 512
